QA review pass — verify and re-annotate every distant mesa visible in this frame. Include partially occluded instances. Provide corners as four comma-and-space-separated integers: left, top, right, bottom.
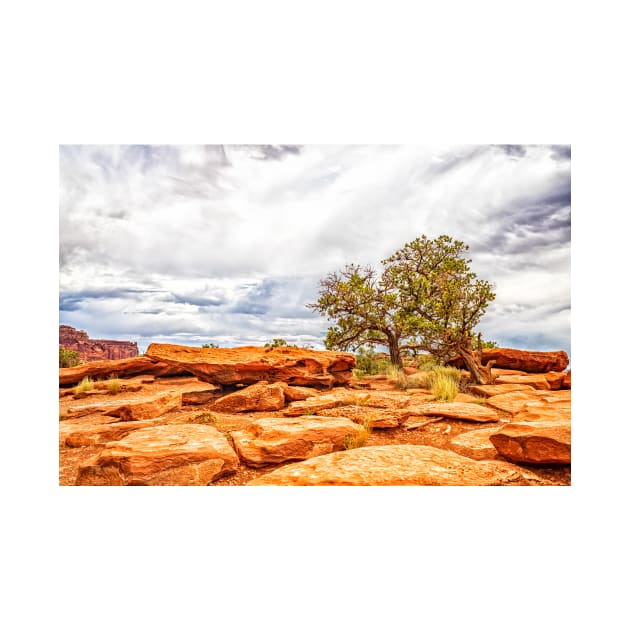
59, 325, 138, 362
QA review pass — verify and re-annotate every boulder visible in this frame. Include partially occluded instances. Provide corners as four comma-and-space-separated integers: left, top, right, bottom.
485, 390, 543, 415
182, 387, 222, 405
447, 348, 569, 373
283, 390, 367, 417
494, 374, 551, 390
410, 402, 500, 423
63, 418, 167, 447
144, 343, 356, 388
60, 356, 190, 386
449, 426, 506, 460
248, 445, 546, 485
230, 416, 360, 467
279, 383, 318, 402
76, 424, 239, 485
104, 392, 182, 421
544, 372, 567, 390
211, 381, 286, 413
511, 398, 571, 424
490, 421, 571, 464
563, 370, 571, 389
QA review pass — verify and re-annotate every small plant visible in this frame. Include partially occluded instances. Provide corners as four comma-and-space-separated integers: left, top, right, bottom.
75, 376, 94, 394
471, 396, 489, 405
354, 347, 393, 375
105, 379, 121, 395
428, 367, 461, 402
195, 412, 218, 424
344, 416, 374, 450
413, 353, 438, 370
59, 347, 81, 368
264, 338, 298, 349
201, 343, 219, 348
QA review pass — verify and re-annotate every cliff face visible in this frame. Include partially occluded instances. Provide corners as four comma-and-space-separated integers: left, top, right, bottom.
60, 325, 139, 362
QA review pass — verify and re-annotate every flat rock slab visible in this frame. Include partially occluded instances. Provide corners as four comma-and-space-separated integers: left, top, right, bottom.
59, 356, 190, 386
144, 343, 355, 387
469, 383, 536, 397
512, 400, 571, 423
412, 402, 500, 423
248, 445, 546, 486
280, 384, 318, 402
485, 390, 543, 415
104, 392, 182, 421
490, 421, 571, 464
495, 374, 551, 390
317, 405, 408, 428
211, 381, 285, 413
449, 426, 507, 460
63, 418, 167, 447
230, 416, 360, 467
76, 424, 239, 485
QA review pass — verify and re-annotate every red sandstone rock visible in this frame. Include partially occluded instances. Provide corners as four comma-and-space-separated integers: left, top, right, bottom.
211, 381, 286, 413
104, 392, 182, 421
563, 370, 571, 388
411, 402, 500, 423
485, 390, 543, 415
544, 372, 567, 390
319, 405, 409, 428
60, 325, 139, 362
59, 356, 191, 386
468, 383, 536, 397
144, 343, 355, 387
279, 383, 318, 402
76, 424, 239, 485
230, 416, 360, 467
247, 445, 546, 486
495, 374, 551, 390
449, 426, 506, 460
490, 421, 571, 464
447, 348, 569, 373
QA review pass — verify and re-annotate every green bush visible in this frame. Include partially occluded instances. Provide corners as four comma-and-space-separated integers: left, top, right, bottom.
59, 347, 81, 368
354, 347, 392, 376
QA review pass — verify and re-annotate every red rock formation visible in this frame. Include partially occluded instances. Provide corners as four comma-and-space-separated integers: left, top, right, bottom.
144, 343, 356, 387
447, 347, 569, 373
60, 325, 139, 362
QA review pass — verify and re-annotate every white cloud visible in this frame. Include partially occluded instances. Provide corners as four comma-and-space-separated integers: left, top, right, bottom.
59, 144, 571, 355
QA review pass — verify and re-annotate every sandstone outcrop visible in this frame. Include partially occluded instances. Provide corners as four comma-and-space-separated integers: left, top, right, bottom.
319, 405, 408, 428
144, 343, 355, 387
59, 356, 191, 386
211, 381, 286, 413
76, 424, 239, 485
60, 325, 139, 362
468, 383, 536, 397
490, 421, 571, 464
230, 416, 360, 467
410, 402, 501, 423
449, 426, 503, 460
447, 348, 569, 373
104, 392, 182, 421
495, 374, 551, 390
248, 445, 546, 486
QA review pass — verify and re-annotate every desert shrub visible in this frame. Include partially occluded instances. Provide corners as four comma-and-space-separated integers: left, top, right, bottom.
354, 347, 392, 375
194, 412, 218, 424
59, 347, 81, 368
422, 366, 461, 401
75, 377, 94, 394
201, 343, 219, 348
413, 353, 438, 370
343, 416, 374, 450
105, 379, 121, 395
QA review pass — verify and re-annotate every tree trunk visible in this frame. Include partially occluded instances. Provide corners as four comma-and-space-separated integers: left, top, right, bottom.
388, 337, 403, 368
456, 336, 496, 385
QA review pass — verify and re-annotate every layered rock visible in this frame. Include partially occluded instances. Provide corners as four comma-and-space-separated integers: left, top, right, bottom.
409, 402, 501, 423
495, 374, 551, 390
104, 392, 182, 421
60, 325, 139, 362
449, 426, 504, 460
211, 381, 286, 413
490, 421, 571, 464
447, 348, 569, 373
144, 343, 355, 387
59, 356, 191, 386
76, 424, 239, 485
248, 445, 546, 486
230, 416, 360, 467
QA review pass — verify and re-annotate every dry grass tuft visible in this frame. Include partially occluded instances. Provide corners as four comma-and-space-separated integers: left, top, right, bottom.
75, 377, 94, 394
343, 416, 374, 450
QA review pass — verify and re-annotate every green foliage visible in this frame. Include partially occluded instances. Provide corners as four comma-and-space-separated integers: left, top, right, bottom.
479, 339, 498, 349
75, 377, 94, 394
201, 343, 219, 349
308, 234, 495, 367
59, 347, 81, 368
354, 347, 392, 375
264, 338, 297, 348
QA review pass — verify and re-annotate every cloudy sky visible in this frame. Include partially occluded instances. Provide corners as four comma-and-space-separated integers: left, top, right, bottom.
59, 144, 570, 356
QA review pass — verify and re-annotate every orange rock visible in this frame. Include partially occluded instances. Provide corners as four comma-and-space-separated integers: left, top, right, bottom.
485, 390, 542, 415
319, 405, 408, 428
247, 445, 546, 485
448, 348, 569, 373
543, 372, 566, 390
278, 383, 318, 402
495, 374, 551, 390
490, 421, 571, 464
59, 356, 190, 386
468, 383, 536, 397
449, 426, 506, 460
230, 416, 360, 467
63, 418, 166, 447
144, 343, 355, 387
211, 381, 286, 413
104, 392, 182, 421
563, 370, 571, 389
283, 390, 367, 417
76, 424, 239, 485
411, 402, 500, 423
